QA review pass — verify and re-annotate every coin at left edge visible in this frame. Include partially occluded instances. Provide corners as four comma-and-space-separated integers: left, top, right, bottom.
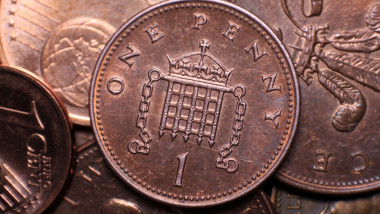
0, 65, 74, 214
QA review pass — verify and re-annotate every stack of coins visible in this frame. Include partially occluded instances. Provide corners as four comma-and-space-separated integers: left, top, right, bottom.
0, 0, 378, 213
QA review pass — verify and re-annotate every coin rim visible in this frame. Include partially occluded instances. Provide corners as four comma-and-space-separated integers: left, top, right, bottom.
38, 16, 119, 127
90, 0, 300, 207
276, 166, 380, 195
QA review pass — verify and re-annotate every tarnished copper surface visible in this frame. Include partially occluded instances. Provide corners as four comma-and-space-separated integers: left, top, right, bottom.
73, 126, 95, 148
90, 0, 299, 207
228, 0, 380, 194
275, 0, 380, 195
0, 0, 165, 126
2, 0, 379, 211
0, 65, 73, 213
48, 140, 275, 213
271, 185, 380, 214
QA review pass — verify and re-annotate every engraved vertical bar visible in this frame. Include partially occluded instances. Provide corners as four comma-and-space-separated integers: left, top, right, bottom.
159, 81, 174, 137
184, 86, 199, 142
209, 91, 224, 147
197, 88, 212, 144
171, 84, 186, 138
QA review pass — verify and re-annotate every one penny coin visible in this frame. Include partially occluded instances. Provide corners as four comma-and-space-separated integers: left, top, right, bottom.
90, 0, 299, 207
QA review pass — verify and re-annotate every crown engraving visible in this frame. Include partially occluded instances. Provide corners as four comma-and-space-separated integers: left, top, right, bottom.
167, 40, 234, 86
159, 40, 235, 147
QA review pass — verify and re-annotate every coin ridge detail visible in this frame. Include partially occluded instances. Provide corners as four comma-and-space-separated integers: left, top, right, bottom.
91, 0, 299, 207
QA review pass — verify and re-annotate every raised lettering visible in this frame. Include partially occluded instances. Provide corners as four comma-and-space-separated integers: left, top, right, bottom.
313, 150, 330, 172
351, 151, 370, 173
302, 0, 324, 17
174, 153, 188, 187
119, 44, 140, 68
107, 77, 125, 95
27, 134, 51, 190
262, 74, 281, 93
222, 21, 240, 41
145, 23, 164, 43
193, 13, 208, 29
245, 41, 268, 61
265, 109, 282, 128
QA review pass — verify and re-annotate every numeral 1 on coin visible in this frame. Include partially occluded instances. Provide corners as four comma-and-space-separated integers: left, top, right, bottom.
0, 101, 44, 131
174, 152, 188, 187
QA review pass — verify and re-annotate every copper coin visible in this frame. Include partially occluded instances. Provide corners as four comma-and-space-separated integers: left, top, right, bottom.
90, 0, 299, 207
0, 0, 165, 126
0, 65, 73, 213
72, 126, 96, 148
267, 0, 379, 194
49, 140, 275, 214
47, 140, 170, 214
226, 0, 380, 194
271, 185, 380, 214
176, 190, 275, 214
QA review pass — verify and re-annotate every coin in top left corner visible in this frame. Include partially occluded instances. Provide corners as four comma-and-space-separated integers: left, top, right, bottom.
0, 65, 73, 214
0, 0, 167, 126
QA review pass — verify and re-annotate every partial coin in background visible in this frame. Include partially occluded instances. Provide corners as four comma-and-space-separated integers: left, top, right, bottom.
0, 0, 166, 126
274, 0, 380, 195
49, 140, 275, 213
271, 185, 380, 214
0, 65, 73, 213
225, 0, 380, 195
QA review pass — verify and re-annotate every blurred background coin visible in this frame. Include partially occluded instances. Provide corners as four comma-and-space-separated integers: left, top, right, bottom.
271, 185, 380, 214
0, 0, 166, 126
274, 0, 380, 195
229, 0, 380, 194
0, 65, 73, 213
